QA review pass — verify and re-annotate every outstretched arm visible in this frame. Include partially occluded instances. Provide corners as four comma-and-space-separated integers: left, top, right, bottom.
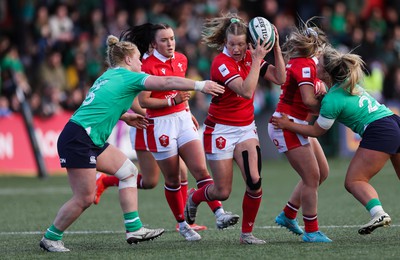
271, 113, 328, 137
144, 76, 224, 96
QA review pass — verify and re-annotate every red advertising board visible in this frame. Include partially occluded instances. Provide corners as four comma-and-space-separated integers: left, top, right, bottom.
0, 111, 72, 175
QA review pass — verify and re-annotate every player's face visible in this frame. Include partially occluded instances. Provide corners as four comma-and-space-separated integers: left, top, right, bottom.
154, 28, 175, 58
225, 33, 247, 61
128, 52, 142, 72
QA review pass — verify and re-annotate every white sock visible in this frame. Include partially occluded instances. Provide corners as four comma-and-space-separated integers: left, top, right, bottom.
370, 206, 384, 217
178, 221, 188, 229
214, 208, 225, 218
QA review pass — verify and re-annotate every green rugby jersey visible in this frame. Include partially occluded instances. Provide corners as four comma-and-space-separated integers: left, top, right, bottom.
70, 67, 149, 146
320, 84, 393, 136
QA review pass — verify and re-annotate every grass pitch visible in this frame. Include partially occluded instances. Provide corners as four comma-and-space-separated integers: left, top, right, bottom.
0, 157, 399, 259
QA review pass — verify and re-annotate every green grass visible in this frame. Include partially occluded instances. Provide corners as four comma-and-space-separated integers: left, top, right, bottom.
1, 157, 399, 259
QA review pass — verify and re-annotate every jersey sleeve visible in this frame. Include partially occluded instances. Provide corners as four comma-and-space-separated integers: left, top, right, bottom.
319, 91, 344, 120
124, 71, 149, 90
291, 60, 316, 87
212, 57, 241, 86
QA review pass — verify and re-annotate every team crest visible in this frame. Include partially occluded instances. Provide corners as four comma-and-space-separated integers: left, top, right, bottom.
159, 134, 169, 147
178, 62, 183, 71
215, 136, 226, 149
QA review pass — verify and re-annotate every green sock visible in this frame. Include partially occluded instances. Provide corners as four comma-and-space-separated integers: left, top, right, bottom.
365, 198, 385, 217
365, 198, 381, 211
124, 211, 143, 232
44, 224, 63, 241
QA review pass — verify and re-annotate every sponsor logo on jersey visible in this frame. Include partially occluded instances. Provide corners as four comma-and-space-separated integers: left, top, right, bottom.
218, 64, 229, 77
161, 68, 166, 75
302, 67, 311, 78
159, 134, 169, 147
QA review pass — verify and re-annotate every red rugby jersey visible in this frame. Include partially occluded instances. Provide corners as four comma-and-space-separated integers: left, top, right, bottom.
276, 57, 318, 120
207, 49, 268, 126
141, 49, 187, 118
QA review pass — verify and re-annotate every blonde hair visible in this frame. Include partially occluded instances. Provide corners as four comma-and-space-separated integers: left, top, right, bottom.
282, 18, 328, 61
106, 35, 139, 67
322, 46, 365, 95
201, 13, 247, 50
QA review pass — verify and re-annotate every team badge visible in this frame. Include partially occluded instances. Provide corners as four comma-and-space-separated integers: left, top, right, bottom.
159, 134, 169, 147
215, 136, 226, 149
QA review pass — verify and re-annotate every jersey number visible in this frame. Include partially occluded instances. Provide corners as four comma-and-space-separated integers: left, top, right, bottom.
358, 95, 379, 113
82, 79, 108, 106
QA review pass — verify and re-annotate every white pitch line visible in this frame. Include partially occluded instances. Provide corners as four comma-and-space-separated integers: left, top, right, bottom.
1, 225, 399, 236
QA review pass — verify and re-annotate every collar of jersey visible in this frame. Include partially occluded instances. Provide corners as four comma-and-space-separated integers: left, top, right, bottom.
153, 49, 175, 63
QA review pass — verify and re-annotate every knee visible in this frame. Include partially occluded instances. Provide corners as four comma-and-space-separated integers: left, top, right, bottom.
115, 159, 138, 189
78, 194, 94, 209
141, 181, 158, 189
319, 169, 329, 184
213, 186, 231, 201
344, 179, 354, 193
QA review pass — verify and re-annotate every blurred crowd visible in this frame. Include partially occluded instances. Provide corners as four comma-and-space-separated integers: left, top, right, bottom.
0, 0, 399, 118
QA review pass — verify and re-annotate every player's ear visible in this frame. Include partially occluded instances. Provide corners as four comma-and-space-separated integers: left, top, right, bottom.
125, 55, 131, 65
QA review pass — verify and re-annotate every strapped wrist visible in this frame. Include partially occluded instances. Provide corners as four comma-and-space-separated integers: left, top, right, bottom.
194, 81, 205, 91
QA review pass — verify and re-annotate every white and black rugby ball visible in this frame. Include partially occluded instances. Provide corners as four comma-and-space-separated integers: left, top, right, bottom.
248, 17, 275, 48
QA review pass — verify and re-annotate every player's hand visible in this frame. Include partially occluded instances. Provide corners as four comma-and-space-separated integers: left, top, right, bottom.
174, 91, 191, 104
271, 113, 291, 129
201, 80, 225, 96
121, 113, 148, 129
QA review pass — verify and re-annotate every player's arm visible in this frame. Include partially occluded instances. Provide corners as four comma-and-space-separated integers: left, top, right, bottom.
263, 26, 286, 85
144, 76, 224, 96
300, 83, 321, 113
228, 39, 269, 99
138, 90, 191, 109
271, 113, 328, 137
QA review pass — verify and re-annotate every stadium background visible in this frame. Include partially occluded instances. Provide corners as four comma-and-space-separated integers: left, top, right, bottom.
1, 0, 400, 175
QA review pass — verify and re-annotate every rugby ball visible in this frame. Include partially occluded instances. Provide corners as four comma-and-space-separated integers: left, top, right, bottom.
248, 17, 275, 48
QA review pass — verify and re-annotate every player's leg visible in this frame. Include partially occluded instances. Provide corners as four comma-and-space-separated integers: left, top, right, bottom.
97, 144, 164, 244
234, 138, 266, 244
177, 157, 207, 231
180, 139, 239, 229
156, 154, 201, 241
345, 147, 392, 235
285, 144, 331, 242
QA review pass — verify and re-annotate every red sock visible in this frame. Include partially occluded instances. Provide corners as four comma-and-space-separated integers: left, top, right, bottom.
283, 201, 299, 219
164, 184, 184, 222
196, 176, 222, 212
242, 190, 262, 233
303, 214, 318, 233
103, 175, 119, 187
180, 180, 188, 205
